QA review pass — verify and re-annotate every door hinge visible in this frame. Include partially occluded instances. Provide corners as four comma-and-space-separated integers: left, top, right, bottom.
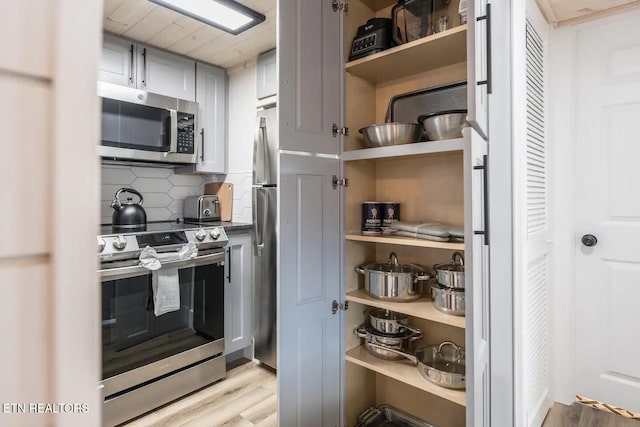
332, 175, 349, 189
332, 300, 349, 315
332, 1, 349, 13
332, 123, 349, 137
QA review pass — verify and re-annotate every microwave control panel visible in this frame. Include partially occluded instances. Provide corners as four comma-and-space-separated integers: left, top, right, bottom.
177, 112, 195, 154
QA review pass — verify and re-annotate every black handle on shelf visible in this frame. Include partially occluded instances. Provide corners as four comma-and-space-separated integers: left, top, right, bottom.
473, 154, 489, 246
226, 246, 232, 282
476, 3, 492, 94
129, 44, 134, 84
200, 128, 205, 161
142, 48, 147, 86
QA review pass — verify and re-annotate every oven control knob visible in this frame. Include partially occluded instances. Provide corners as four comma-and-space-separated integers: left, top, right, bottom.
97, 238, 106, 253
112, 235, 127, 251
210, 228, 221, 240
195, 229, 206, 241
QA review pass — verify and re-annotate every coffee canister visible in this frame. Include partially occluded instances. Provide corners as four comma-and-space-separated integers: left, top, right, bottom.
382, 202, 400, 228
361, 202, 383, 234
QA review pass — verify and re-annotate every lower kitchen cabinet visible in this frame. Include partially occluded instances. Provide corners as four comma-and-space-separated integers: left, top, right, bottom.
224, 232, 253, 355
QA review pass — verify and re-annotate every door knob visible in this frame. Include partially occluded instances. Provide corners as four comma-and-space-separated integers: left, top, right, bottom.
581, 234, 598, 247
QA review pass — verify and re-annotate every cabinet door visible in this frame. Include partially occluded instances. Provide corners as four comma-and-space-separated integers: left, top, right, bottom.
138, 46, 196, 101
257, 49, 277, 100
195, 62, 227, 174
467, 0, 490, 139
224, 232, 253, 355
99, 34, 135, 87
464, 128, 490, 427
278, 0, 341, 154
278, 153, 341, 427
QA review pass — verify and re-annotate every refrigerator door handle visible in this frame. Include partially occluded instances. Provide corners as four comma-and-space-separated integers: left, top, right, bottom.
254, 116, 269, 185
253, 189, 265, 256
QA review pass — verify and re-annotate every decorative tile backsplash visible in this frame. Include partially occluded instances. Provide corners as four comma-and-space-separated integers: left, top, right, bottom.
101, 165, 204, 224
101, 166, 254, 225
205, 172, 253, 224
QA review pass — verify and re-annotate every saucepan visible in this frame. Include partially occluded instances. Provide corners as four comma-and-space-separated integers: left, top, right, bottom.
368, 308, 423, 335
367, 341, 466, 389
354, 324, 422, 360
355, 252, 430, 302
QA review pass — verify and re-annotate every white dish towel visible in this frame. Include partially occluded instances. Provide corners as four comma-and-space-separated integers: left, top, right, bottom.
139, 242, 198, 317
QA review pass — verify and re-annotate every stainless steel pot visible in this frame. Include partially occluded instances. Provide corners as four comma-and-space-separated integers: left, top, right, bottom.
433, 251, 465, 289
358, 123, 422, 148
354, 324, 422, 360
368, 341, 466, 389
368, 308, 422, 336
355, 252, 430, 302
431, 283, 465, 316
417, 110, 467, 141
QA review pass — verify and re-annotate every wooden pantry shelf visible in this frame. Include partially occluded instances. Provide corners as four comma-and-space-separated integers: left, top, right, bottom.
345, 25, 467, 84
346, 289, 466, 329
341, 138, 464, 161
346, 345, 467, 406
359, 0, 396, 12
345, 233, 465, 250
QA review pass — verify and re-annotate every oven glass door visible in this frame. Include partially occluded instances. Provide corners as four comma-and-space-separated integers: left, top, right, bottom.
101, 97, 172, 152
101, 262, 224, 381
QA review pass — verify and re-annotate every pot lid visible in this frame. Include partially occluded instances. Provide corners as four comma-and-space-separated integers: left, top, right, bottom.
417, 341, 465, 374
369, 308, 408, 322
363, 262, 424, 274
434, 251, 465, 273
361, 324, 416, 340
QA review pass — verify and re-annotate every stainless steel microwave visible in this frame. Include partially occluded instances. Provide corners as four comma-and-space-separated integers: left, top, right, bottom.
98, 82, 200, 164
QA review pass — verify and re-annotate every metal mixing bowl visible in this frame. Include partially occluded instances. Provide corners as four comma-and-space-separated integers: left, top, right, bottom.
358, 122, 422, 148
418, 110, 468, 141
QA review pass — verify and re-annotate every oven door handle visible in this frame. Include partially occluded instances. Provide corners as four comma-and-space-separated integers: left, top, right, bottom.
99, 252, 225, 281
168, 109, 178, 154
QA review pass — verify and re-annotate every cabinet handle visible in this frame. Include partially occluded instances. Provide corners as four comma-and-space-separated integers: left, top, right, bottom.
473, 154, 490, 246
226, 246, 232, 282
129, 44, 134, 84
476, 4, 492, 94
200, 128, 205, 161
141, 47, 147, 87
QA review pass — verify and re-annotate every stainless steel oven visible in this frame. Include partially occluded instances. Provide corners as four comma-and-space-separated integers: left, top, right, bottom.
98, 223, 228, 426
98, 82, 199, 164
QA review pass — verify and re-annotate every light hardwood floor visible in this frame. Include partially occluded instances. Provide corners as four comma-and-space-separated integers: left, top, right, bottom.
124, 361, 277, 427
543, 402, 640, 427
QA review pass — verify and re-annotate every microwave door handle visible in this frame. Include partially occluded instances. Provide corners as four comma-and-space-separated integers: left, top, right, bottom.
169, 109, 178, 154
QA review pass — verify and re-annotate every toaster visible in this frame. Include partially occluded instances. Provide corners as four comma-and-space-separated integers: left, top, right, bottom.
183, 195, 221, 222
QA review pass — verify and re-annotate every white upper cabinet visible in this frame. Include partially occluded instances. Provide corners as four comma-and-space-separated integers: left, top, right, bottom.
191, 62, 227, 174
278, 0, 341, 154
99, 35, 196, 101
99, 34, 135, 87
257, 49, 277, 100
467, 0, 491, 139
137, 45, 196, 101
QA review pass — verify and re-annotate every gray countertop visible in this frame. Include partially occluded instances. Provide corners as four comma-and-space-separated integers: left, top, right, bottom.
216, 222, 253, 234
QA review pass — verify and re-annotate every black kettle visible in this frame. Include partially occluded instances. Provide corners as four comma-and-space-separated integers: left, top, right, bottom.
111, 188, 147, 231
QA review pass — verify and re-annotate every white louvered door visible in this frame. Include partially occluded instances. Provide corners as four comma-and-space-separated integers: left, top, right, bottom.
516, 1, 551, 426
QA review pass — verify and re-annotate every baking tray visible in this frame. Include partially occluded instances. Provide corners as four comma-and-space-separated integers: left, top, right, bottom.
387, 81, 467, 124
355, 405, 437, 427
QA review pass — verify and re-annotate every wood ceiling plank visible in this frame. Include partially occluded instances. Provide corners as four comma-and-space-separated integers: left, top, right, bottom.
104, 0, 125, 17
166, 26, 225, 55
106, 0, 155, 36
549, 0, 638, 22
122, 7, 176, 42
145, 15, 205, 49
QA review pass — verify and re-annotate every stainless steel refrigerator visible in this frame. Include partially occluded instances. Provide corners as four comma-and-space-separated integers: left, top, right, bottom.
253, 104, 277, 370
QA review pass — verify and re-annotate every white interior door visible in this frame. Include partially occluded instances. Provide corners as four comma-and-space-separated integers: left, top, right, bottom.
573, 10, 640, 412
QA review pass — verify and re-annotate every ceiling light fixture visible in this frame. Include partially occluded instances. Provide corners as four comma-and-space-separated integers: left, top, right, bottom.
148, 0, 266, 35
